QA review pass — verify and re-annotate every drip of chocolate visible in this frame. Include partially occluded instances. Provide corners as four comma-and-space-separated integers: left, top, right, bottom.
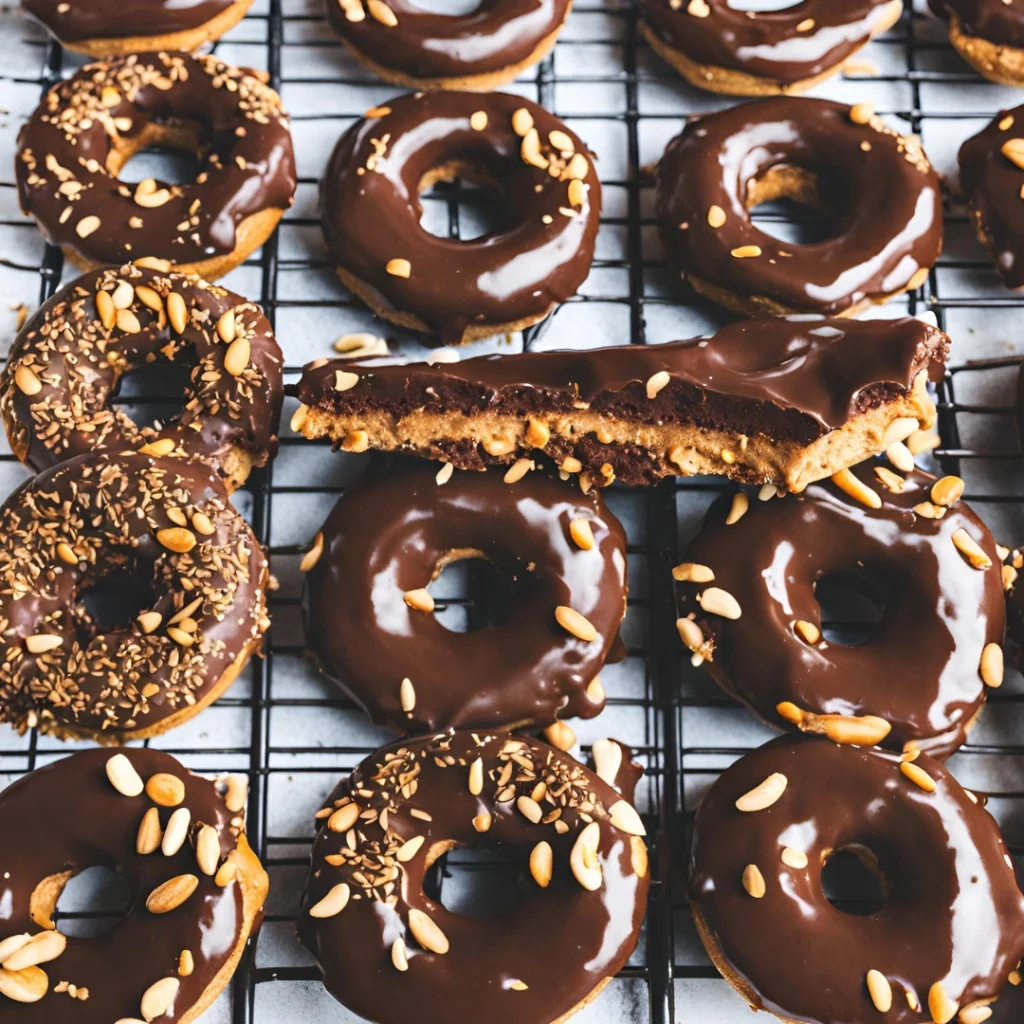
23, 0, 240, 41
656, 97, 943, 314
326, 0, 572, 81
640, 0, 899, 85
303, 457, 627, 733
960, 106, 1024, 290
690, 734, 1024, 1024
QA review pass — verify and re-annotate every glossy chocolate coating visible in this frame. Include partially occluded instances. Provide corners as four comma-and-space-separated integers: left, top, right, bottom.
326, 0, 572, 82
676, 462, 1004, 758
0, 451, 269, 739
930, 0, 1024, 47
640, 0, 899, 85
320, 91, 601, 344
303, 458, 627, 733
0, 747, 249, 1022
298, 731, 649, 1024
16, 52, 296, 268
297, 317, 947, 446
0, 263, 283, 483
991, 975, 1024, 1022
960, 106, 1024, 290
656, 97, 943, 315
23, 0, 239, 41
690, 734, 1024, 1024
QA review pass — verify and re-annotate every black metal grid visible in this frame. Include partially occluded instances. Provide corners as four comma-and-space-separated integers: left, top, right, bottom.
0, 3, 1021, 1023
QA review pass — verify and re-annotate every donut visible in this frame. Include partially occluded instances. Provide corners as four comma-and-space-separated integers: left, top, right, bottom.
0, 261, 283, 493
292, 316, 948, 492
22, 0, 255, 56
0, 451, 270, 742
325, 1, 574, 91
639, 0, 903, 96
320, 91, 601, 345
0, 747, 267, 1020
930, 0, 1024, 85
655, 97, 943, 318
298, 730, 650, 1024
675, 461, 1005, 759
689, 734, 1024, 1024
960, 106, 1024, 290
16, 51, 297, 280
302, 458, 626, 734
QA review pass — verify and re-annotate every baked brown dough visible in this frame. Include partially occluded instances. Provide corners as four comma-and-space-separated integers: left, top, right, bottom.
291, 317, 947, 493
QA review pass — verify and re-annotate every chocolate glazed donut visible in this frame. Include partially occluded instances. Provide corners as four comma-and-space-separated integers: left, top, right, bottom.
639, 0, 903, 95
16, 52, 296, 280
689, 734, 1024, 1024
0, 261, 283, 493
320, 91, 601, 345
656, 97, 942, 318
326, 0, 574, 91
22, 0, 255, 57
960, 107, 1024, 289
302, 458, 627, 734
0, 747, 267, 1021
675, 461, 1005, 759
0, 451, 270, 742
298, 731, 650, 1024
930, 0, 1024, 85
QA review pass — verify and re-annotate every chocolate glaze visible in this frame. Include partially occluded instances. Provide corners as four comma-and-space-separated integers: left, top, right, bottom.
16, 52, 296, 268
640, 0, 899, 85
676, 462, 1005, 758
295, 317, 948, 484
690, 734, 1024, 1024
0, 262, 283, 486
991, 975, 1024, 1022
23, 0, 240, 42
303, 458, 627, 733
960, 106, 1024, 290
298, 731, 649, 1024
0, 747, 255, 1022
0, 451, 269, 740
930, 0, 1024, 47
320, 91, 601, 344
656, 97, 943, 315
326, 0, 572, 82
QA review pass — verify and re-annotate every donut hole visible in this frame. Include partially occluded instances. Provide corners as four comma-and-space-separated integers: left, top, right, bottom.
820, 845, 890, 916
77, 570, 156, 632
746, 165, 840, 246
418, 161, 510, 242
424, 842, 529, 920
814, 571, 884, 646
105, 121, 206, 188
112, 354, 198, 433
49, 865, 132, 938
426, 550, 521, 633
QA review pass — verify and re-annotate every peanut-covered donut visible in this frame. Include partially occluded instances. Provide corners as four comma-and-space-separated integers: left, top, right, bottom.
675, 461, 1005, 758
639, 0, 903, 95
930, 0, 1024, 86
23, 0, 255, 56
655, 97, 942, 318
320, 91, 601, 344
0, 451, 270, 743
298, 730, 649, 1024
0, 262, 283, 493
959, 106, 1024, 290
690, 734, 1024, 1024
302, 458, 627, 734
0, 747, 267, 1020
326, 0, 574, 91
16, 52, 296, 280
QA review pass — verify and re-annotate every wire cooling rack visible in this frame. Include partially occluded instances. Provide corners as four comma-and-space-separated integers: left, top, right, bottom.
1, 1, 1023, 1022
